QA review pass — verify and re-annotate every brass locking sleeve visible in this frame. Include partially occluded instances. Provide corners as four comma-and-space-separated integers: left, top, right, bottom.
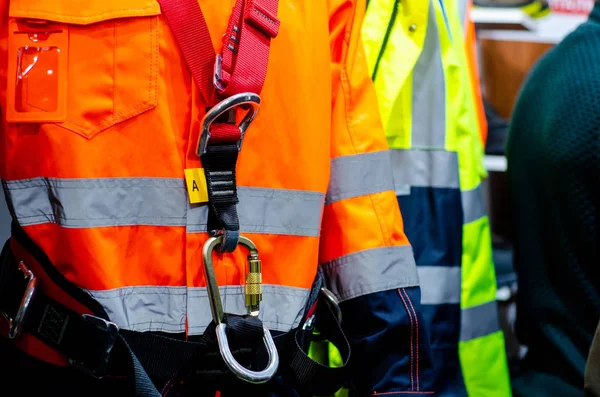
245, 255, 262, 315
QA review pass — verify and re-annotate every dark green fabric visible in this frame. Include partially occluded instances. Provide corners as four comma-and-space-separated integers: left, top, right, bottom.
506, 5, 600, 397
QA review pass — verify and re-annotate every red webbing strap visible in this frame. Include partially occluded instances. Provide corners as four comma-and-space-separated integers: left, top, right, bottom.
156, 0, 219, 106
217, 0, 280, 97
208, 123, 242, 144
157, 0, 280, 109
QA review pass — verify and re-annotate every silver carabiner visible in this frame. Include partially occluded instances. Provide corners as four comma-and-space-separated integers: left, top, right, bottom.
197, 92, 261, 156
202, 235, 279, 384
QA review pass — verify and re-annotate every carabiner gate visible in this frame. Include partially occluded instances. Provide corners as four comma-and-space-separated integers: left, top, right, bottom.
202, 235, 279, 384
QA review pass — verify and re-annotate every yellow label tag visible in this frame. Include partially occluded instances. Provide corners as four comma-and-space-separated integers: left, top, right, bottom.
184, 168, 209, 204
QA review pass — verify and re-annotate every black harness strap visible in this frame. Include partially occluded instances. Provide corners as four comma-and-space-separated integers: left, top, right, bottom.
0, 226, 352, 396
0, 240, 161, 396
201, 140, 241, 253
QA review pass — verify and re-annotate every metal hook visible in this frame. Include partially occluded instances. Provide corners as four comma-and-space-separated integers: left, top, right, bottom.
202, 235, 279, 384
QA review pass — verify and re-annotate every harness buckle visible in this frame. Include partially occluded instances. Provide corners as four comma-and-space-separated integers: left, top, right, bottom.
197, 92, 261, 155
308, 288, 342, 343
1, 261, 38, 340
320, 287, 342, 325
202, 235, 279, 384
69, 314, 119, 379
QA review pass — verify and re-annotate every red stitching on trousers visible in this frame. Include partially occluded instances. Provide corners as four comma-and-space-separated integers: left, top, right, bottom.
160, 378, 174, 396
403, 288, 420, 391
370, 391, 435, 395
398, 288, 414, 391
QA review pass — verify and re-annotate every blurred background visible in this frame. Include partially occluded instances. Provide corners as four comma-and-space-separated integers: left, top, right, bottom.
473, 0, 594, 371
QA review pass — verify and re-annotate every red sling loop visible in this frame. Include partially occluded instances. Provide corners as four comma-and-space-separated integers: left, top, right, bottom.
157, 0, 280, 107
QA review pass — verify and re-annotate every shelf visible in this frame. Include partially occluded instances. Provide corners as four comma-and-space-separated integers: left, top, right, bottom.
473, 9, 587, 44
484, 155, 507, 172
472, 7, 539, 31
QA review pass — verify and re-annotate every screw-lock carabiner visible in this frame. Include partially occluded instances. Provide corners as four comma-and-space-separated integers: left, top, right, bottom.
202, 235, 279, 384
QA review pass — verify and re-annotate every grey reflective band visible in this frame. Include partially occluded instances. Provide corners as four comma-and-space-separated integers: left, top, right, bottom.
460, 300, 501, 341
187, 285, 308, 334
457, 0, 469, 30
462, 185, 486, 224
321, 246, 419, 303
4, 177, 324, 236
326, 151, 395, 204
390, 151, 487, 224
418, 266, 461, 305
86, 284, 309, 335
390, 149, 460, 191
5, 177, 187, 228
187, 188, 324, 236
412, 1, 446, 150
419, 267, 501, 340
88, 286, 187, 333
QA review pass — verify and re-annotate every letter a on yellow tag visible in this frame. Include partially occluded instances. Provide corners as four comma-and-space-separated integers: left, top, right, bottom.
184, 168, 209, 204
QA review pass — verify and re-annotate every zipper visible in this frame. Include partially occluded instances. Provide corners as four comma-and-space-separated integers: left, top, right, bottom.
371, 0, 400, 82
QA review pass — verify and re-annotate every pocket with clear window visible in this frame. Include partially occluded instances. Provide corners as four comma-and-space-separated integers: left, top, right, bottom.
6, 19, 67, 123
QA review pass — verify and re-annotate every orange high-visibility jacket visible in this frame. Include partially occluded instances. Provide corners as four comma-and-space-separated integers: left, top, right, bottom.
0, 0, 422, 391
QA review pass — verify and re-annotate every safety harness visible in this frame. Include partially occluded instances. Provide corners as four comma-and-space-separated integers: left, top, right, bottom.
0, 224, 350, 396
1, 0, 352, 395
159, 0, 277, 254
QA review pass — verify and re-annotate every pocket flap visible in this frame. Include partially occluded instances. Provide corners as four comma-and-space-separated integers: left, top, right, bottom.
9, 0, 161, 25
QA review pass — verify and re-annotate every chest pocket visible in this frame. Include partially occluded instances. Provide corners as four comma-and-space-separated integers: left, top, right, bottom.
7, 0, 161, 139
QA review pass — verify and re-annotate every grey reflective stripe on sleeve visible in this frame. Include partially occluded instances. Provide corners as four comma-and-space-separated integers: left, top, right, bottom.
321, 246, 419, 302
86, 284, 309, 335
462, 184, 486, 224
5, 177, 324, 236
187, 188, 324, 236
412, 0, 446, 150
418, 266, 461, 305
390, 149, 460, 191
325, 150, 395, 204
460, 300, 501, 341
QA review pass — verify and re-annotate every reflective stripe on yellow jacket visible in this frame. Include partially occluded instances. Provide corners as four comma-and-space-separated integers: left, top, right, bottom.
362, 0, 511, 395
